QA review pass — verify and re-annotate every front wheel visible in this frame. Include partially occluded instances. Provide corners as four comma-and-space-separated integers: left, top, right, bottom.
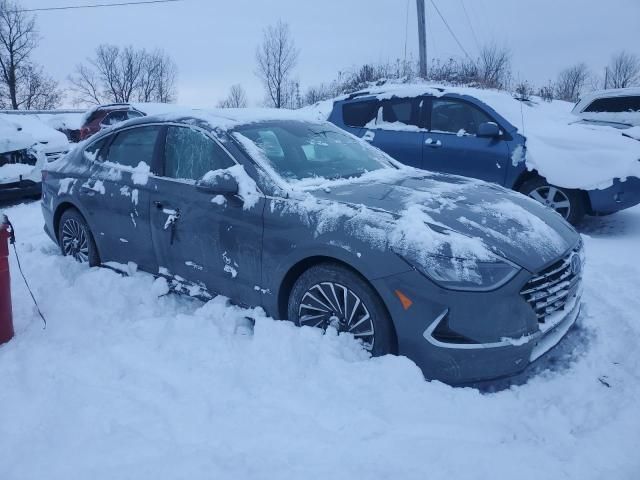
287, 263, 396, 356
58, 208, 100, 266
519, 177, 586, 225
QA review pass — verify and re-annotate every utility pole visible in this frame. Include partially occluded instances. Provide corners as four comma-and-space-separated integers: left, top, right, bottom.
417, 0, 427, 78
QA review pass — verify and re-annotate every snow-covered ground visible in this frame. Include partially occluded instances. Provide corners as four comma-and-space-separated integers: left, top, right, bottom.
1, 201, 639, 479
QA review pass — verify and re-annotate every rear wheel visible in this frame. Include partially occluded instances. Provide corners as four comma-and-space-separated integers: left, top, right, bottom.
58, 208, 100, 266
287, 263, 395, 356
519, 177, 586, 225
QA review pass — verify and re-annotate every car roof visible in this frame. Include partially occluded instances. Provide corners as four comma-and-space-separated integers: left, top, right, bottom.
573, 87, 640, 113
102, 107, 323, 134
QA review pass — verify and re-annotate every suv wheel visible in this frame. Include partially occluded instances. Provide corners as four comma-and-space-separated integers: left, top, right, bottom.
519, 177, 586, 225
58, 208, 100, 266
288, 263, 395, 356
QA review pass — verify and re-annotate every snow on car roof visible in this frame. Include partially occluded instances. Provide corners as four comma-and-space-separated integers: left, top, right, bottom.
574, 86, 640, 107
140, 105, 321, 130
0, 114, 35, 154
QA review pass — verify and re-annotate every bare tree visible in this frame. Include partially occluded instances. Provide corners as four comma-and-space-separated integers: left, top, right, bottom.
70, 44, 177, 106
255, 20, 299, 108
513, 80, 534, 101
0, 1, 62, 109
476, 43, 511, 89
606, 51, 640, 89
554, 63, 590, 102
17, 63, 62, 109
537, 81, 555, 102
152, 51, 177, 103
217, 83, 247, 108
68, 63, 102, 105
137, 49, 177, 102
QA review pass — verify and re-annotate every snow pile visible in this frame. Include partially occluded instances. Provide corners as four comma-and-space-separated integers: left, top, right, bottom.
2, 201, 640, 479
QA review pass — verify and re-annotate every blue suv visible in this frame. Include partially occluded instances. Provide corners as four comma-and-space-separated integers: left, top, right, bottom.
328, 86, 640, 224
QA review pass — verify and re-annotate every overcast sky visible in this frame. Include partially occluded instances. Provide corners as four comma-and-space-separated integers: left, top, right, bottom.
22, 0, 640, 108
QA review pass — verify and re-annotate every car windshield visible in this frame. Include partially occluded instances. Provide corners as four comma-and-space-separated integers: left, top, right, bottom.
233, 120, 394, 182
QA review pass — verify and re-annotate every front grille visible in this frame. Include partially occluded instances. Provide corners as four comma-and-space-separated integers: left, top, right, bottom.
521, 245, 583, 323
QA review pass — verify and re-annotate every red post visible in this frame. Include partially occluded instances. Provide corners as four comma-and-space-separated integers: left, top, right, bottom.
0, 219, 14, 345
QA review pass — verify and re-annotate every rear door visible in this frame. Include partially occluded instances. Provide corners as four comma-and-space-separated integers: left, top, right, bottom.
148, 125, 264, 305
422, 97, 509, 184
78, 125, 161, 272
360, 97, 424, 169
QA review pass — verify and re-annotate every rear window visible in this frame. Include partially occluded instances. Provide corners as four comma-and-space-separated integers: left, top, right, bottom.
584, 96, 640, 113
84, 137, 108, 162
342, 101, 378, 127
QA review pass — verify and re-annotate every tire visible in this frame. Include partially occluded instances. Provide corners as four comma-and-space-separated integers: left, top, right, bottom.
287, 262, 395, 356
58, 208, 100, 266
518, 177, 586, 225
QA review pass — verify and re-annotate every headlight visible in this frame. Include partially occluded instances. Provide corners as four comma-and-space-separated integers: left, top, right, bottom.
415, 255, 521, 292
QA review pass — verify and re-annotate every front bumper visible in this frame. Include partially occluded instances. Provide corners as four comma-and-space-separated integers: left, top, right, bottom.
373, 263, 582, 385
587, 177, 640, 214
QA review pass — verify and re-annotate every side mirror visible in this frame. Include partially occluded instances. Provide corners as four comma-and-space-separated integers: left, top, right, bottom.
477, 121, 500, 138
196, 170, 239, 195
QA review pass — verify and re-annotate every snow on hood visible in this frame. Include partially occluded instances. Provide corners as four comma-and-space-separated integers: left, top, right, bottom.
0, 114, 69, 154
304, 170, 577, 273
0, 114, 34, 153
312, 83, 640, 191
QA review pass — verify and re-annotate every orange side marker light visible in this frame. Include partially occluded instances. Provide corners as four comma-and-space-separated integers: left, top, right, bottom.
394, 290, 413, 310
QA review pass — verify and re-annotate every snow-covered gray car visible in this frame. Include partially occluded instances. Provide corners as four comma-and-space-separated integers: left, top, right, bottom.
41, 109, 584, 384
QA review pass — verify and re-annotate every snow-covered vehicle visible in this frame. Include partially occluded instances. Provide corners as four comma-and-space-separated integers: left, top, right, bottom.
0, 114, 69, 201
325, 84, 640, 224
572, 87, 640, 128
79, 104, 145, 141
41, 109, 583, 385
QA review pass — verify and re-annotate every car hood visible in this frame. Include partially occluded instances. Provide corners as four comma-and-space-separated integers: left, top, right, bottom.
309, 172, 579, 273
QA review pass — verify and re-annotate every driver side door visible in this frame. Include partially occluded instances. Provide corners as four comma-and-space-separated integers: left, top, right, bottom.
148, 125, 264, 306
422, 97, 509, 184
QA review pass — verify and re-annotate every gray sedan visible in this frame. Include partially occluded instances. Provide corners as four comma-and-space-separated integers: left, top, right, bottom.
41, 111, 584, 384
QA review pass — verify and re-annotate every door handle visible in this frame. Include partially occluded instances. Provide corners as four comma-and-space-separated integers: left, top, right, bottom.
79, 185, 96, 196
425, 139, 442, 148
153, 200, 164, 209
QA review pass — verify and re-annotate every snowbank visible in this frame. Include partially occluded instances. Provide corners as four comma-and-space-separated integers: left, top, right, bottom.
2, 201, 640, 479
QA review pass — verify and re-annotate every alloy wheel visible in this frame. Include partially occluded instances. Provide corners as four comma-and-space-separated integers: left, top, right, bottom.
528, 186, 571, 219
298, 281, 375, 350
61, 218, 90, 263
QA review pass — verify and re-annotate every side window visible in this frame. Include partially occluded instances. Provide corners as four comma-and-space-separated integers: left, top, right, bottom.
431, 99, 493, 135
584, 96, 640, 113
127, 110, 144, 120
84, 137, 108, 162
342, 100, 378, 127
164, 126, 235, 181
106, 126, 161, 168
369, 98, 421, 129
102, 111, 128, 126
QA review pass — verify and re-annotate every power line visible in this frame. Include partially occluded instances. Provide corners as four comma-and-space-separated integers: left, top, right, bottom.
428, 0, 472, 61
460, 0, 480, 52
17, 0, 183, 13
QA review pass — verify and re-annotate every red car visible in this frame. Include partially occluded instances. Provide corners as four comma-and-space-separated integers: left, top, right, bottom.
78, 104, 145, 140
